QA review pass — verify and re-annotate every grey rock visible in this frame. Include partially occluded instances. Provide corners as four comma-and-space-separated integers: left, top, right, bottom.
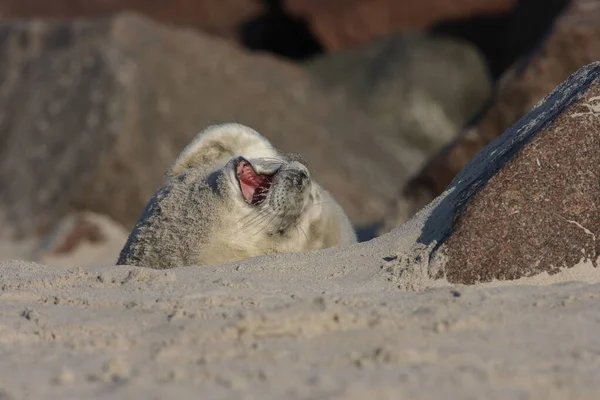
0, 13, 423, 252
304, 33, 492, 153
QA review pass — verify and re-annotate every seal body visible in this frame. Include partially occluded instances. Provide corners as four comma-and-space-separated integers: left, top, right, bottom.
117, 123, 356, 268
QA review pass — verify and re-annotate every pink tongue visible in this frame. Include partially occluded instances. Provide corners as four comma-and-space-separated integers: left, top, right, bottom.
237, 162, 269, 203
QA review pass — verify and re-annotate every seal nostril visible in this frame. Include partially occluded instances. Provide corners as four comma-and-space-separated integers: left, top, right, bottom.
292, 171, 308, 189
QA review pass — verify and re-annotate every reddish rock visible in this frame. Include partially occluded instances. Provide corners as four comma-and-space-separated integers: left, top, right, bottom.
0, 0, 262, 37
36, 212, 129, 268
49, 213, 105, 255
285, 0, 517, 50
419, 62, 600, 284
398, 0, 600, 226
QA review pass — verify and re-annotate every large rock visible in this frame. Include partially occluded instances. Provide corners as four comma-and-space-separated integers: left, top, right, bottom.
432, 0, 571, 79
305, 33, 492, 153
0, 0, 262, 38
411, 62, 600, 284
285, 0, 517, 50
399, 0, 600, 223
341, 61, 600, 286
0, 13, 422, 258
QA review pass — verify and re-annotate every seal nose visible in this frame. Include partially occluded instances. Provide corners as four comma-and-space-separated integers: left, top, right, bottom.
290, 170, 308, 189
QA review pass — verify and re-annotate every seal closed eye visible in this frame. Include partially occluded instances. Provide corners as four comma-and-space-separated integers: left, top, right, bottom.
117, 123, 357, 269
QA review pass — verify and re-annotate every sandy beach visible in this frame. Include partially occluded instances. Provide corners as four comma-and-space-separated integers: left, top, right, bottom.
1, 227, 600, 399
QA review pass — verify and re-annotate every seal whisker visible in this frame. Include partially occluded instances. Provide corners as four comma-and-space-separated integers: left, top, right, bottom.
298, 225, 309, 242
242, 208, 272, 230
276, 209, 288, 234
253, 212, 279, 235
245, 212, 271, 233
311, 201, 334, 206
237, 201, 273, 225
237, 207, 266, 225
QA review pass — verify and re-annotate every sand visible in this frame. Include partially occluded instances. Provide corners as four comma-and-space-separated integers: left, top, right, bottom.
1, 211, 600, 399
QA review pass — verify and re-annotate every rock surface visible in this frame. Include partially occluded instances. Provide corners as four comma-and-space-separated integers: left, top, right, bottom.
425, 62, 600, 283
285, 0, 517, 50
0, 0, 262, 38
305, 33, 491, 153
432, 0, 571, 79
0, 13, 422, 256
400, 0, 600, 218
0, 259, 599, 399
378, 62, 600, 284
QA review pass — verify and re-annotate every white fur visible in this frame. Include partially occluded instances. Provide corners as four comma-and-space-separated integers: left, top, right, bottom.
166, 123, 278, 179
118, 123, 357, 268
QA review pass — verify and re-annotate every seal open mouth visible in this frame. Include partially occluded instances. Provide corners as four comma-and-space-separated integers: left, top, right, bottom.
236, 159, 277, 205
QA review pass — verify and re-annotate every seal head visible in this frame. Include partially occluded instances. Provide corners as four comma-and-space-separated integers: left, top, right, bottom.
117, 123, 356, 268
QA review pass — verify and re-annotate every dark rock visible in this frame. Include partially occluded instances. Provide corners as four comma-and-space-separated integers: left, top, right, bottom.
395, 0, 600, 230
433, 0, 570, 79
0, 13, 420, 251
240, 0, 323, 60
305, 33, 492, 153
0, 19, 120, 239
285, 0, 517, 51
421, 62, 600, 284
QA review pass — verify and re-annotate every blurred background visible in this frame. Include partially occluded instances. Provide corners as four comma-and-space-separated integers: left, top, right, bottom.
0, 0, 596, 266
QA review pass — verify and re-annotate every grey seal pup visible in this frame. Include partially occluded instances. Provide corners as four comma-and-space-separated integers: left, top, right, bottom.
117, 123, 357, 268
